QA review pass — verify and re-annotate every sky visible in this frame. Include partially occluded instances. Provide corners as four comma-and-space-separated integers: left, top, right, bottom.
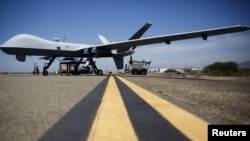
0, 0, 250, 72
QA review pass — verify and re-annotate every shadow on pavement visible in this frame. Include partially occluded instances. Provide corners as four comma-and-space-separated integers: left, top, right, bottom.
115, 77, 189, 141
38, 77, 109, 141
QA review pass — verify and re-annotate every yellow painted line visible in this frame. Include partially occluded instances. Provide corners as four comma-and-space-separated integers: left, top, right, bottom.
87, 76, 138, 141
118, 76, 208, 141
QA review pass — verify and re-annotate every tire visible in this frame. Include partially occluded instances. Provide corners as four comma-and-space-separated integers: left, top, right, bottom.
43, 70, 48, 76
97, 70, 103, 75
132, 70, 137, 75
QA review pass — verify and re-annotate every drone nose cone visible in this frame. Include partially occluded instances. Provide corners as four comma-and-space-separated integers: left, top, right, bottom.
1, 34, 31, 47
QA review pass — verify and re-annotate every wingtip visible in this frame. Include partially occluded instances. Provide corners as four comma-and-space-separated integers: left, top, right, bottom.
146, 22, 152, 26
241, 25, 250, 30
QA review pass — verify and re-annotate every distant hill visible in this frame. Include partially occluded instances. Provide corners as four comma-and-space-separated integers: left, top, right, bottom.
238, 61, 250, 69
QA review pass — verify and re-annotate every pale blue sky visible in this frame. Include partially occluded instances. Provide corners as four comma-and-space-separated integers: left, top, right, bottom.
0, 0, 250, 72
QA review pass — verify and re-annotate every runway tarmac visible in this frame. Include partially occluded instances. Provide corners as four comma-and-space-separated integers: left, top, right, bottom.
0, 75, 209, 141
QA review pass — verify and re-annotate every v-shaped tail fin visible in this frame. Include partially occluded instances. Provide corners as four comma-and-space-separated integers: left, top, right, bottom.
98, 35, 110, 44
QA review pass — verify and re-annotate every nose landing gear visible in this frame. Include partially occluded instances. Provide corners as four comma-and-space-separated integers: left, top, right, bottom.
42, 57, 55, 76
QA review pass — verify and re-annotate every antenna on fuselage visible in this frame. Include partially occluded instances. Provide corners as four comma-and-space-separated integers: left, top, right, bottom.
53, 36, 66, 42
62, 36, 67, 42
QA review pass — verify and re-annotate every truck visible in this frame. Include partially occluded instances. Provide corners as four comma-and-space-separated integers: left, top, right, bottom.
125, 60, 151, 75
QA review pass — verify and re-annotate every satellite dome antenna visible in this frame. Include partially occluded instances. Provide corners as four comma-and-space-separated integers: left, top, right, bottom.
53, 37, 60, 42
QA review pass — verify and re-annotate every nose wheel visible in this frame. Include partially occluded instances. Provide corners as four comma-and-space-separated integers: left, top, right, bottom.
42, 57, 55, 76
43, 70, 49, 76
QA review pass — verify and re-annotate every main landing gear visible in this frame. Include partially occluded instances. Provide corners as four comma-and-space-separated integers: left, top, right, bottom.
69, 57, 103, 75
88, 57, 103, 75
42, 57, 55, 76
73, 57, 83, 75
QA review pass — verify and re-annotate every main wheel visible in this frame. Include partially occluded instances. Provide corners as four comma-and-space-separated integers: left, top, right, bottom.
43, 70, 48, 76
97, 69, 103, 75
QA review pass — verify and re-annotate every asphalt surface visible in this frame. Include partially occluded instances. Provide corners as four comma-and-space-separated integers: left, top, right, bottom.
0, 75, 208, 141
124, 75, 250, 124
0, 75, 107, 141
114, 77, 189, 141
